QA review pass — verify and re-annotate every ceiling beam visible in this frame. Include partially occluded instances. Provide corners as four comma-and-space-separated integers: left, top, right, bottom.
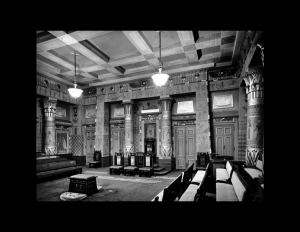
231, 31, 244, 64
241, 31, 263, 77
87, 62, 214, 87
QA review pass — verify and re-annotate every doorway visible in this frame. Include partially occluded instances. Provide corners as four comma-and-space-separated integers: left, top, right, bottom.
111, 128, 125, 165
212, 123, 235, 157
85, 129, 95, 164
175, 126, 196, 170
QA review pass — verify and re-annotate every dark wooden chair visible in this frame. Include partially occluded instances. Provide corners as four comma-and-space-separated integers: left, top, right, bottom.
89, 150, 101, 168
124, 152, 138, 176
109, 152, 124, 175
136, 152, 145, 168
162, 173, 183, 201
197, 152, 209, 169
138, 153, 154, 177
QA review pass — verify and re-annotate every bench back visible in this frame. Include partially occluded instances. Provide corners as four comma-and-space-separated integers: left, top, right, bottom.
194, 170, 208, 201
162, 173, 182, 201
256, 160, 263, 171
226, 161, 235, 180
36, 160, 77, 173
231, 171, 250, 201
181, 163, 194, 193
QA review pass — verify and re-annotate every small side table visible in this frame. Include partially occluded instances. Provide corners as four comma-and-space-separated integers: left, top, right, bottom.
68, 174, 98, 196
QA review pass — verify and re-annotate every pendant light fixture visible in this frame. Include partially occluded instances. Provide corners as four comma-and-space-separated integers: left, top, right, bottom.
68, 52, 83, 98
151, 31, 169, 87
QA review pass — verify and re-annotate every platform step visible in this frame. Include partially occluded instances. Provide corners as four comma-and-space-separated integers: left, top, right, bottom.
154, 167, 165, 172
154, 164, 159, 168
154, 169, 172, 176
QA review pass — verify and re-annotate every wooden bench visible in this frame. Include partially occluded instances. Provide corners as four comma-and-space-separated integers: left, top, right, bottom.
151, 173, 182, 201
36, 157, 82, 182
180, 163, 209, 201
216, 170, 250, 201
243, 160, 263, 180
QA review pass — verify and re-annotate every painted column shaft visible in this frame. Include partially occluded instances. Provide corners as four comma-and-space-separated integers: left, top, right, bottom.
43, 98, 57, 155
159, 97, 173, 157
123, 101, 134, 156
243, 70, 264, 166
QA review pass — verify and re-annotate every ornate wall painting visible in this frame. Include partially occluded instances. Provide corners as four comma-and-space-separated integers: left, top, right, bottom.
56, 130, 69, 154
145, 124, 155, 138
85, 108, 96, 118
177, 101, 194, 113
56, 107, 66, 117
213, 94, 233, 109
114, 107, 124, 117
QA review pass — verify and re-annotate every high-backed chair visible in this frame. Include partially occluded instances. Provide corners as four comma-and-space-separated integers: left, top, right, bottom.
124, 153, 138, 176
197, 152, 209, 168
136, 152, 145, 168
138, 153, 154, 177
89, 150, 101, 168
109, 152, 124, 175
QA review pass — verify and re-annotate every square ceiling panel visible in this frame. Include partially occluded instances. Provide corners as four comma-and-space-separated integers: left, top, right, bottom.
48, 45, 97, 68
121, 60, 149, 70
36, 54, 70, 73
88, 31, 140, 59
141, 31, 180, 48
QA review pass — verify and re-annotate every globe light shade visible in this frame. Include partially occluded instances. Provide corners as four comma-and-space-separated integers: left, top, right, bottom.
68, 84, 83, 99
151, 68, 169, 87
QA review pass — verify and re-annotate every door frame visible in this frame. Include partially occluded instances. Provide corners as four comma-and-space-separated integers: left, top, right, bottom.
174, 125, 196, 170
212, 121, 238, 160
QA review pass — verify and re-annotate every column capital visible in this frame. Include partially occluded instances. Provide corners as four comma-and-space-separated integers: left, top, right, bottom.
158, 97, 174, 112
43, 97, 57, 118
122, 99, 134, 105
122, 100, 134, 115
243, 70, 264, 102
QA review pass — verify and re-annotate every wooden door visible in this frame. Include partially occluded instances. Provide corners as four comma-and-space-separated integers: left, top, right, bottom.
213, 124, 234, 156
111, 128, 125, 165
175, 126, 196, 170
186, 127, 196, 168
86, 130, 95, 163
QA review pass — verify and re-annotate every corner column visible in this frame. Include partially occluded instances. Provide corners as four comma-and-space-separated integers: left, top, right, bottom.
43, 97, 57, 155
243, 70, 264, 166
158, 96, 173, 157
122, 100, 134, 157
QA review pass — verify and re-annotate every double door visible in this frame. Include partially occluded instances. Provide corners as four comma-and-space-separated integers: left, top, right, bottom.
175, 126, 196, 170
86, 130, 95, 164
111, 128, 125, 165
213, 123, 234, 156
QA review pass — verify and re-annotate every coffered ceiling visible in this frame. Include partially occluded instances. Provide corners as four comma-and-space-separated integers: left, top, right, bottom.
36, 31, 246, 89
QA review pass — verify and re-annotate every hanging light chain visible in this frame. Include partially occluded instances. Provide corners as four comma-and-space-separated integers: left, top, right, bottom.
159, 31, 162, 68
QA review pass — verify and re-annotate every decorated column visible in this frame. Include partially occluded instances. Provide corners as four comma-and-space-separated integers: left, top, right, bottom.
243, 70, 264, 166
122, 100, 134, 157
43, 97, 57, 155
95, 95, 110, 166
158, 96, 173, 157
